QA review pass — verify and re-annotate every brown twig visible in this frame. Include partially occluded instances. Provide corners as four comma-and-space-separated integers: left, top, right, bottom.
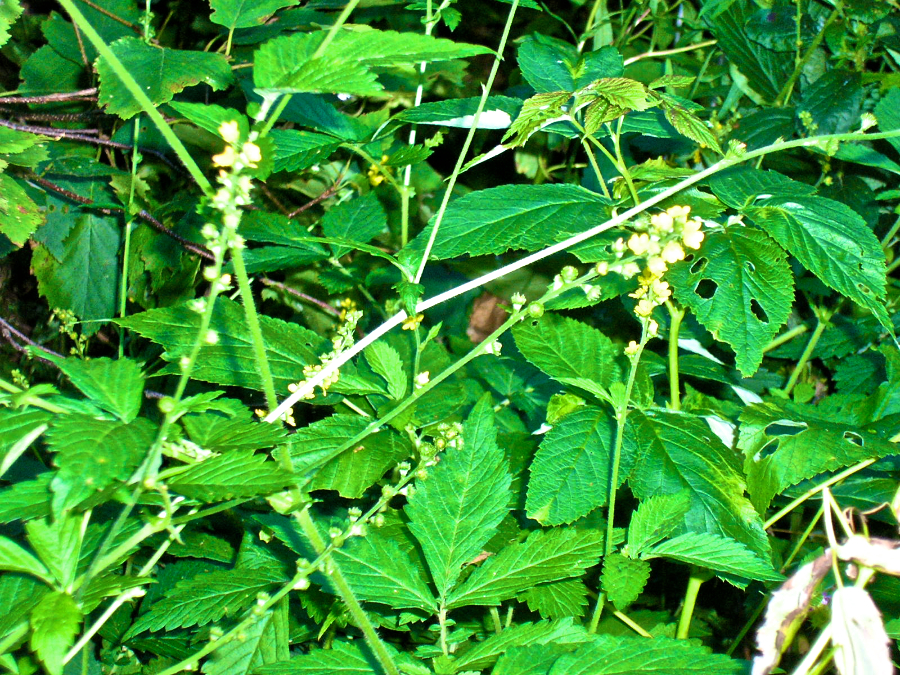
287, 180, 343, 218
78, 0, 142, 32
260, 277, 340, 317
0, 89, 98, 104
0, 111, 104, 122
0, 315, 63, 367
257, 183, 291, 216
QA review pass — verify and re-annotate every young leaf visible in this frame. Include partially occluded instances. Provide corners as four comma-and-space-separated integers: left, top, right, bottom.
46, 416, 155, 514
513, 313, 621, 398
667, 226, 793, 376
97, 37, 233, 119
209, 0, 299, 30
739, 399, 900, 512
330, 531, 437, 612
29, 591, 81, 675
447, 527, 603, 608
201, 605, 289, 675
406, 396, 511, 600
520, 579, 590, 619
51, 356, 145, 423
625, 491, 692, 557
0, 536, 53, 584
643, 532, 782, 582
526, 406, 629, 525
365, 342, 407, 401
747, 196, 890, 328
627, 410, 770, 559
454, 618, 591, 672
167, 449, 293, 502
124, 567, 285, 637
403, 184, 610, 261
664, 105, 723, 153
601, 553, 651, 610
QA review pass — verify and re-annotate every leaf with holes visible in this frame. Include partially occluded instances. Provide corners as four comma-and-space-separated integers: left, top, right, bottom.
667, 226, 793, 376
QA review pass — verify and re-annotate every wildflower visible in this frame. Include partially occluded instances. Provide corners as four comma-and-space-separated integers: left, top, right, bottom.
243, 142, 262, 167
682, 219, 704, 249
212, 145, 236, 168
650, 210, 674, 233
647, 319, 659, 337
402, 313, 424, 330
661, 240, 685, 264
646, 256, 668, 276
594, 261, 609, 276
511, 292, 526, 311
635, 297, 656, 317
483, 340, 502, 356
339, 298, 357, 321
627, 233, 652, 256
560, 265, 579, 283
218, 121, 240, 144
625, 340, 640, 357
415, 371, 430, 388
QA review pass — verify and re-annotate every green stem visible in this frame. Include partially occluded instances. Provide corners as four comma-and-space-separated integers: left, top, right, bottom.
258, 94, 292, 139
676, 572, 705, 639
880, 211, 900, 249
610, 118, 639, 205
666, 301, 685, 411
439, 606, 449, 656
313, 0, 362, 58
763, 324, 808, 353
588, 592, 606, 634
119, 123, 141, 359
613, 610, 651, 638
413, 0, 520, 284
774, 3, 841, 106
295, 508, 400, 675
581, 138, 612, 200
57, 0, 212, 195
489, 607, 503, 635
782, 318, 827, 397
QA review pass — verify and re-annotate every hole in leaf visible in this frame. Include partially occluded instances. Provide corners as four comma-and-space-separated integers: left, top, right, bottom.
843, 430, 863, 447
695, 278, 717, 299
857, 283, 871, 296
745, 260, 756, 273
759, 438, 779, 459
764, 421, 806, 437
750, 299, 768, 323
690, 257, 708, 275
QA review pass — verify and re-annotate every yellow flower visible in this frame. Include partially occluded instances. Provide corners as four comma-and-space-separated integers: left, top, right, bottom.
243, 142, 262, 167
682, 219, 705, 250
218, 121, 240, 144
627, 233, 651, 256
646, 256, 668, 276
650, 211, 674, 233
647, 319, 659, 336
668, 205, 691, 219
212, 145, 236, 167
624, 340, 640, 356
635, 298, 656, 317
661, 240, 685, 264
650, 278, 671, 302
402, 313, 424, 330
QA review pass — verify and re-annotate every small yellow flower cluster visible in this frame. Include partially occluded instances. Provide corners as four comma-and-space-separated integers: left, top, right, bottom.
212, 121, 262, 170
285, 308, 363, 401
339, 297, 357, 322
402, 313, 424, 330
628, 268, 673, 335
367, 155, 391, 186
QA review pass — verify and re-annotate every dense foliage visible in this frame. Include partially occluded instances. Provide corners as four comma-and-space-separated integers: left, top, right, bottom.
2, 0, 900, 673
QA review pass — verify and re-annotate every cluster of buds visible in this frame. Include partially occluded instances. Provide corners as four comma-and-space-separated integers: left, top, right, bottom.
433, 421, 464, 452
286, 308, 363, 403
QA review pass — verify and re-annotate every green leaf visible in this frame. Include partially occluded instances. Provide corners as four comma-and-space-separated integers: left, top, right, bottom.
309, 425, 409, 498
168, 449, 293, 502
46, 416, 155, 514
625, 491, 691, 557
0, 536, 52, 583
520, 579, 590, 619
406, 396, 511, 599
708, 166, 815, 210
644, 532, 782, 582
513, 313, 621, 398
0, 573, 48, 638
526, 406, 628, 525
270, 129, 341, 173
627, 410, 770, 558
202, 605, 289, 675
29, 591, 81, 675
518, 34, 580, 93
124, 567, 284, 637
365, 342, 407, 401
97, 37, 233, 119
256, 640, 401, 675
447, 527, 603, 608
24, 515, 82, 588
798, 70, 862, 135
396, 95, 523, 129
51, 356, 144, 422
454, 618, 591, 671
32, 211, 120, 323
0, 174, 43, 247
0, 0, 22, 48
601, 553, 651, 610
875, 88, 900, 155
209, 0, 299, 30
116, 298, 325, 392
0, 475, 52, 524
503, 91, 572, 147
182, 402, 288, 453
322, 192, 387, 257
331, 531, 437, 612
404, 184, 610, 261
254, 29, 490, 96
739, 399, 900, 512
664, 104, 722, 153
667, 226, 793, 376
748, 195, 889, 327
0, 409, 51, 479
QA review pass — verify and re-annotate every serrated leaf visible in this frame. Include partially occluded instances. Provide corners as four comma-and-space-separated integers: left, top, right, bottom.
330, 531, 437, 612
168, 449, 293, 502
708, 166, 815, 210
503, 91, 571, 146
29, 591, 81, 675
364, 342, 407, 400
447, 527, 602, 608
256, 639, 402, 675
664, 105, 722, 153
0, 474, 52, 524
0, 174, 43, 247
454, 618, 591, 671
202, 604, 289, 675
626, 491, 692, 557
24, 515, 82, 588
322, 192, 386, 257
513, 313, 620, 398
799, 70, 862, 135
518, 34, 580, 93
627, 410, 770, 559
586, 77, 657, 111
644, 532, 782, 582
875, 88, 900, 155
0, 409, 51, 479
601, 553, 651, 610
526, 406, 629, 525
403, 184, 610, 261
0, 536, 52, 583
116, 298, 325, 392
667, 226, 793, 376
0, 0, 22, 48
0, 573, 48, 638
521, 578, 589, 619
51, 356, 144, 422
269, 129, 341, 173
46, 416, 155, 514
738, 399, 900, 512
124, 567, 284, 637
406, 396, 511, 599
492, 643, 578, 675
309, 425, 409, 498
209, 0, 299, 30
748, 196, 889, 328
97, 37, 233, 119
182, 404, 288, 453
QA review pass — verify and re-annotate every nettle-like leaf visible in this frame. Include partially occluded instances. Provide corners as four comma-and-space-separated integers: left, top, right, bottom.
601, 553, 651, 611
513, 313, 621, 398
627, 410, 770, 559
708, 166, 816, 210
254, 29, 490, 96
330, 531, 437, 612
208, 0, 299, 30
0, 475, 53, 524
0, 0, 22, 48
269, 129, 342, 173
201, 605, 289, 675
0, 174, 44, 247
526, 406, 631, 525
447, 527, 603, 608
256, 639, 406, 675
97, 37, 233, 119
667, 226, 793, 376
45, 415, 155, 514
406, 396, 511, 600
625, 491, 691, 557
124, 567, 286, 638
747, 196, 890, 328
396, 95, 523, 129
0, 409, 51, 479
643, 532, 782, 582
168, 449, 294, 502
322, 192, 387, 257
24, 515, 81, 588
0, 536, 53, 584
51, 356, 145, 423
403, 184, 610, 261
738, 399, 900, 512
520, 579, 590, 620
364, 342, 406, 401
518, 34, 623, 93
664, 104, 722, 153
182, 401, 288, 453
503, 91, 572, 147
29, 591, 81, 675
